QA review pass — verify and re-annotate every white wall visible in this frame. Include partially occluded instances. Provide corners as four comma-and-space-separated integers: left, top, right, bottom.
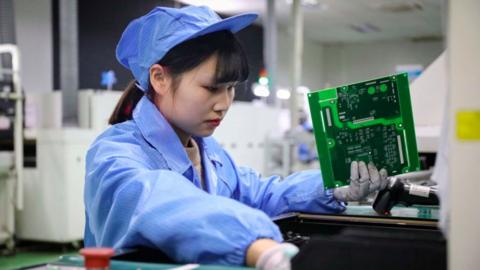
13, 0, 53, 93
276, 29, 443, 94
276, 28, 325, 91
322, 40, 444, 87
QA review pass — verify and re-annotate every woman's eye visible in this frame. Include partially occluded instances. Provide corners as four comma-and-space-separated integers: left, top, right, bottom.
205, 86, 218, 92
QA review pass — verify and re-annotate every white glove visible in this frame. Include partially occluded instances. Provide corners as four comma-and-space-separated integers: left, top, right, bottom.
333, 161, 388, 202
255, 243, 299, 270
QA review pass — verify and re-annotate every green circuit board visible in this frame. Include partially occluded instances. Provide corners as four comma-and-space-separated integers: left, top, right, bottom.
307, 73, 420, 189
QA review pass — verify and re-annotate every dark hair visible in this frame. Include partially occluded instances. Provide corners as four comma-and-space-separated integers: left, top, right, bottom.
109, 30, 249, 125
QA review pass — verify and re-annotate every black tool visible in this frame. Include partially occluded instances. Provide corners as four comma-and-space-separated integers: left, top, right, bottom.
373, 171, 439, 215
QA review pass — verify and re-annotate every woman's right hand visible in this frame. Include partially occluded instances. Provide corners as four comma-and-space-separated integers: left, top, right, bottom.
246, 239, 299, 270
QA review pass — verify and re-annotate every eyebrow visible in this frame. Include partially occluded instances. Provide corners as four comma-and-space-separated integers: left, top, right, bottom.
206, 81, 237, 87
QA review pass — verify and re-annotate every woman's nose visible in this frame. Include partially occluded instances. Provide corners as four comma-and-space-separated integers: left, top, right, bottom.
213, 88, 234, 112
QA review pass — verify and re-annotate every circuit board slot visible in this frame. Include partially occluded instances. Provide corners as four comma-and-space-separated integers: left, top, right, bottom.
397, 135, 404, 164
353, 117, 374, 125
326, 108, 333, 127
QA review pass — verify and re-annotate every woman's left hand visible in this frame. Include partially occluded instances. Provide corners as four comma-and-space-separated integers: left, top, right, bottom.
333, 161, 388, 202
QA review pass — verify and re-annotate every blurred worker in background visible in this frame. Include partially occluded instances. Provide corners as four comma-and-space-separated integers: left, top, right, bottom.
84, 5, 388, 270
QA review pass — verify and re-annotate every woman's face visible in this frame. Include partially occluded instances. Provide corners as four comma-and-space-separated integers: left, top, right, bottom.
150, 54, 236, 145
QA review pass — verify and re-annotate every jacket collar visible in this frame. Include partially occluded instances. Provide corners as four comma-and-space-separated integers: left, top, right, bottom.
132, 96, 223, 173
133, 96, 191, 173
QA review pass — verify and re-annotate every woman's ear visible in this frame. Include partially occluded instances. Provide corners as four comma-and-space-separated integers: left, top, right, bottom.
149, 64, 171, 96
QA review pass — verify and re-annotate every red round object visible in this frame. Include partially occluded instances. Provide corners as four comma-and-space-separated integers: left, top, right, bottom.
80, 248, 115, 268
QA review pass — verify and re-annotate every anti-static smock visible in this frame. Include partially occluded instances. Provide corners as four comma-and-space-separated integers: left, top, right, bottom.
84, 96, 345, 266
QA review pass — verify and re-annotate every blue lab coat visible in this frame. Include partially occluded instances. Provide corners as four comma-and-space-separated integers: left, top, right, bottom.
84, 96, 345, 265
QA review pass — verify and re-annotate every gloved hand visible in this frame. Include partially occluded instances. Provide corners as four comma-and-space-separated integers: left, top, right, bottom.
255, 243, 299, 270
333, 161, 388, 202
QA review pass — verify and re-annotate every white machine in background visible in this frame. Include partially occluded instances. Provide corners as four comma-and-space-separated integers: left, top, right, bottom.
15, 90, 116, 243
410, 51, 447, 153
0, 44, 24, 249
0, 151, 15, 248
24, 91, 62, 134
17, 128, 97, 243
78, 90, 122, 131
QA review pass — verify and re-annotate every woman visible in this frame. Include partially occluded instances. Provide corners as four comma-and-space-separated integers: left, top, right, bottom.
84, 5, 387, 269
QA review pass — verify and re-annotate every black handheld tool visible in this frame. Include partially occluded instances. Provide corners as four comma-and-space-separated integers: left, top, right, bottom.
373, 171, 439, 215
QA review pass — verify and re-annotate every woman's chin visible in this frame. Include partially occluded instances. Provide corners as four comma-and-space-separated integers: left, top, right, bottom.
193, 129, 215, 138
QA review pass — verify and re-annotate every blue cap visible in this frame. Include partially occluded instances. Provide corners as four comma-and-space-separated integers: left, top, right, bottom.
116, 5, 258, 91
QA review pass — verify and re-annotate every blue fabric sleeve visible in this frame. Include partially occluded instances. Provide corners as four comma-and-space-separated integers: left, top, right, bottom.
85, 144, 282, 266
233, 166, 346, 217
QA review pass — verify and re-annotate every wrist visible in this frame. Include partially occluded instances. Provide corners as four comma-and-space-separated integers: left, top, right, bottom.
246, 238, 279, 267
255, 243, 300, 270
333, 186, 349, 201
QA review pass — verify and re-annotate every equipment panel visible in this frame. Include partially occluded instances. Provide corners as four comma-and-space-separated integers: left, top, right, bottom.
308, 73, 420, 189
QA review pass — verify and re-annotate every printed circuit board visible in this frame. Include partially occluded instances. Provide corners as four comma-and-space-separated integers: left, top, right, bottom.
308, 73, 420, 189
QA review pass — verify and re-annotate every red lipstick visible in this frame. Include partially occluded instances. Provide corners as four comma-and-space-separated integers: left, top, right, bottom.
206, 119, 221, 127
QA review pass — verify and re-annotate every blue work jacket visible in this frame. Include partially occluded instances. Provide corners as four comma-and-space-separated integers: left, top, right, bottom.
84, 96, 345, 266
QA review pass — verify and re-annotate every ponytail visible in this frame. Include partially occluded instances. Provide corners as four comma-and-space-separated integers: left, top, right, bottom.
109, 81, 144, 125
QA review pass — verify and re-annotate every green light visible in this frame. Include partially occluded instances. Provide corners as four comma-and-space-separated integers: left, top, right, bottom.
259, 76, 269, 86
367, 86, 376, 95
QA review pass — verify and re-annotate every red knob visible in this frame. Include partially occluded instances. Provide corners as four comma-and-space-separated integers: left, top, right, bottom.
80, 248, 115, 268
